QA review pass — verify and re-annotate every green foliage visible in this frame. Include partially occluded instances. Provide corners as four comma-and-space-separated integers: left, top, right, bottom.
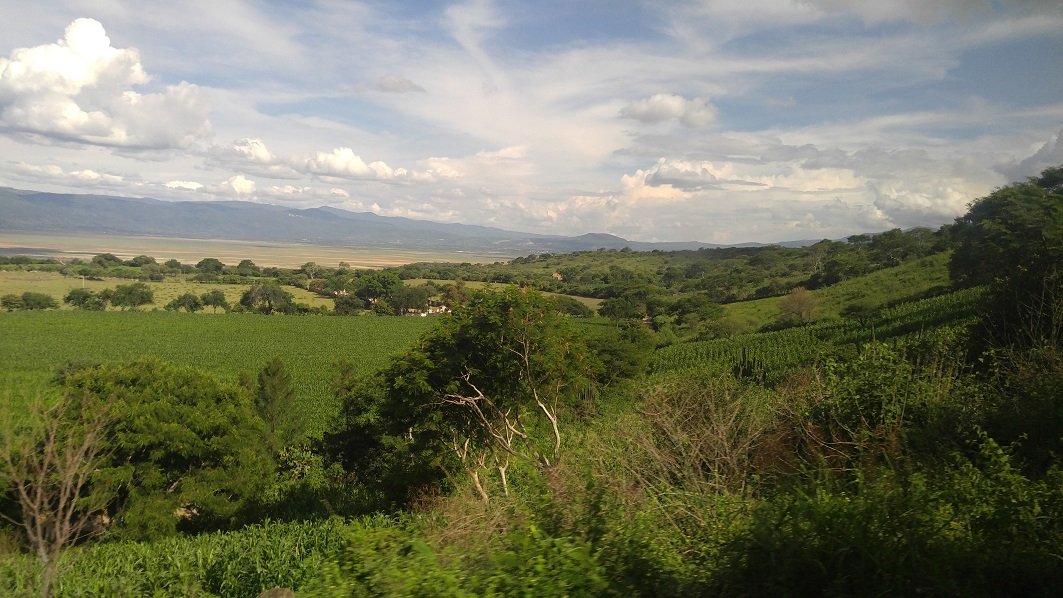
200, 289, 229, 313
333, 294, 364, 315
195, 258, 225, 274
248, 358, 305, 453
58, 360, 275, 540
165, 292, 204, 313
711, 440, 1063, 596
63, 288, 106, 310
950, 166, 1063, 351
110, 282, 154, 310
586, 321, 655, 385
552, 294, 594, 317
91, 253, 123, 268
2, 291, 57, 310
0, 293, 22, 310
240, 282, 294, 314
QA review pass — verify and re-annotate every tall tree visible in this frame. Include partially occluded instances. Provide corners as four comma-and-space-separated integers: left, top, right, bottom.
950, 165, 1063, 350
248, 358, 305, 453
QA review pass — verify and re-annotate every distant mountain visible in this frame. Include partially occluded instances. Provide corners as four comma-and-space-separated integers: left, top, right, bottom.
0, 187, 806, 254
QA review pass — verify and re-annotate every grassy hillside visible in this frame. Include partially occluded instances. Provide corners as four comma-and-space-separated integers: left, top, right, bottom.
724, 251, 951, 330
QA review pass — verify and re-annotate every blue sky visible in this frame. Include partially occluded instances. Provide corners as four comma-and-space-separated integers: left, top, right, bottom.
0, 0, 1060, 243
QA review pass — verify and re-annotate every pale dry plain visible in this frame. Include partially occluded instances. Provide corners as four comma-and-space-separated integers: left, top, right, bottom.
0, 232, 512, 269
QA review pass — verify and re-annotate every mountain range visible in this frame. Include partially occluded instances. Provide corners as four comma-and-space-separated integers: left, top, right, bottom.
0, 187, 811, 255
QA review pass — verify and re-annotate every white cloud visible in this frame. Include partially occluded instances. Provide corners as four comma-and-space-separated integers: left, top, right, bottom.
16, 162, 125, 186
218, 174, 256, 196
165, 180, 203, 191
305, 147, 392, 179
0, 18, 210, 149
620, 94, 717, 127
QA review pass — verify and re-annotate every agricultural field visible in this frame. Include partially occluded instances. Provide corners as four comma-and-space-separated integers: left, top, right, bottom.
0, 270, 333, 310
0, 231, 508, 269
0, 311, 436, 436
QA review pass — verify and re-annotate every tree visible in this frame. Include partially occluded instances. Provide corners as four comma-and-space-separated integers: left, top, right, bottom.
109, 283, 154, 310
0, 392, 113, 598
57, 361, 274, 540
127, 255, 156, 267
387, 285, 432, 315
200, 289, 229, 313
245, 358, 305, 453
63, 288, 106, 311
240, 282, 294, 314
20, 292, 58, 310
355, 271, 403, 304
91, 253, 123, 268
300, 262, 320, 281
778, 287, 818, 325
165, 292, 203, 313
950, 165, 1063, 350
236, 259, 260, 277
333, 294, 365, 315
598, 296, 641, 322
334, 288, 597, 501
195, 258, 225, 274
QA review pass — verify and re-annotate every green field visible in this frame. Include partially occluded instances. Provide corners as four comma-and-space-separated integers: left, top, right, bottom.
0, 311, 436, 435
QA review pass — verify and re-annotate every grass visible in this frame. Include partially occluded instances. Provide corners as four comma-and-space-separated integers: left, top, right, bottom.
404, 278, 603, 310
0, 311, 437, 436
724, 252, 952, 331
0, 271, 333, 310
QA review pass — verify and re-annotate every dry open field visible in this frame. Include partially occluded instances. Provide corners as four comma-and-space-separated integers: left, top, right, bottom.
0, 232, 512, 269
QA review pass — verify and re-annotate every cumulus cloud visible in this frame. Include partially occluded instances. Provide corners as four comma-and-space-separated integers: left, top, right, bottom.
217, 174, 256, 196
0, 18, 210, 149
15, 162, 125, 186
208, 138, 300, 179
1000, 128, 1063, 183
165, 180, 203, 191
304, 147, 409, 180
620, 94, 717, 127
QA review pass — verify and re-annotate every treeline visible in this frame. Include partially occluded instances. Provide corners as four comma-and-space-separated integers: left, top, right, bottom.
391, 226, 947, 301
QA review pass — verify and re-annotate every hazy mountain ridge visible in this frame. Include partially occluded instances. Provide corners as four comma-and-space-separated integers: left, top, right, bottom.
0, 187, 813, 253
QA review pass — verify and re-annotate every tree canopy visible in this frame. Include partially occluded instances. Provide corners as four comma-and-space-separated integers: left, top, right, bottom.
58, 361, 273, 541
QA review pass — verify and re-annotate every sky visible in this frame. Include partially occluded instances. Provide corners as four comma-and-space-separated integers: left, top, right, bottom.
0, 1, 1061, 244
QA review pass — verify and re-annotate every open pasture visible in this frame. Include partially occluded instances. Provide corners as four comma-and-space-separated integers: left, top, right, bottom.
0, 270, 333, 310
0, 311, 436, 436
